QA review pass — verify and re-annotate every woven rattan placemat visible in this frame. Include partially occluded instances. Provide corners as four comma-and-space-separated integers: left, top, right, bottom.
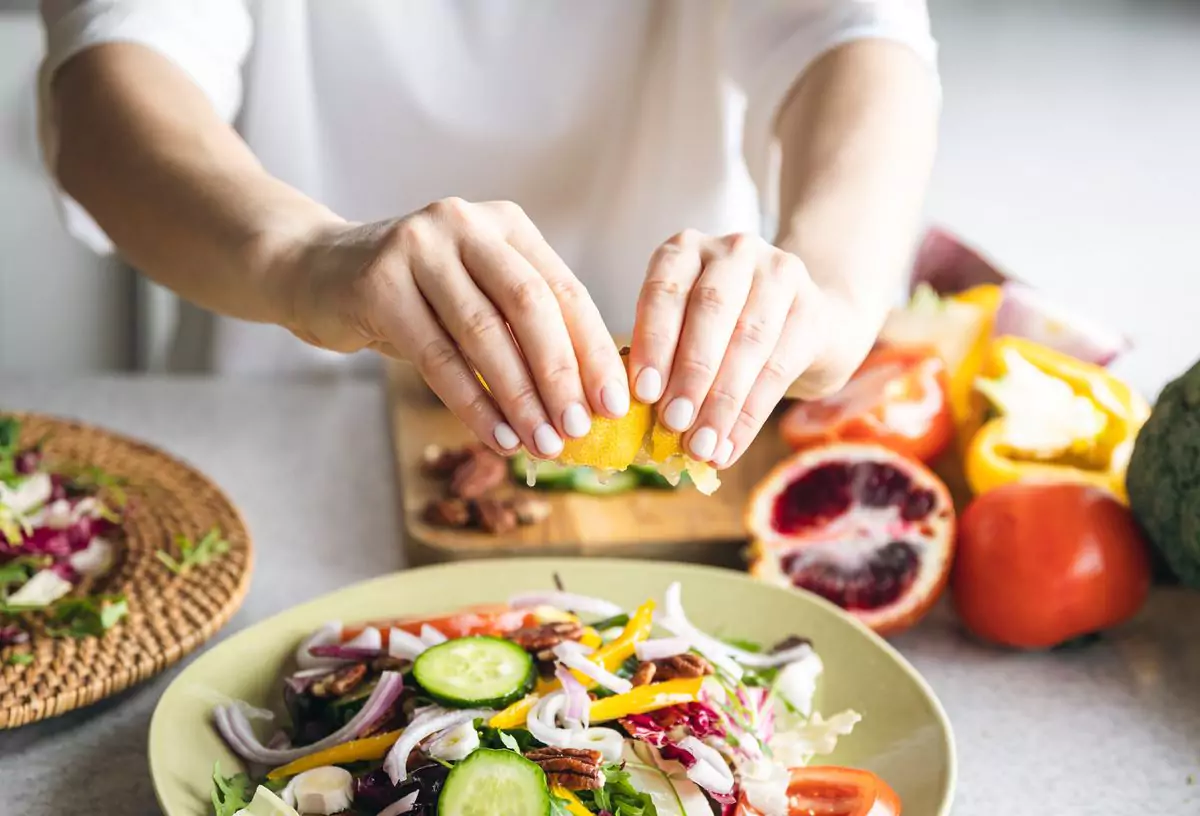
0, 413, 253, 729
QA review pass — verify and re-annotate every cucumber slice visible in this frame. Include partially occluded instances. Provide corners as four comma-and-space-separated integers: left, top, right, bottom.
438, 749, 550, 816
510, 452, 577, 488
413, 636, 535, 709
571, 468, 640, 496
629, 464, 678, 490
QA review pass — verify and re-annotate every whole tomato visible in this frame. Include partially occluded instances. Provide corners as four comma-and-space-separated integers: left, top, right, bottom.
952, 482, 1151, 648
780, 344, 953, 463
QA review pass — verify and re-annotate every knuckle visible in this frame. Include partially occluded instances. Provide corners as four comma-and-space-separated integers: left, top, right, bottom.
734, 314, 773, 350
704, 382, 742, 415
508, 276, 554, 316
462, 306, 503, 341
690, 283, 726, 314
547, 274, 586, 306
536, 358, 578, 390
388, 216, 437, 255
427, 196, 473, 223
505, 379, 543, 418
494, 199, 527, 221
643, 276, 689, 303
667, 228, 705, 248
416, 337, 459, 375
678, 355, 719, 383
464, 392, 495, 422
760, 356, 793, 387
721, 231, 756, 253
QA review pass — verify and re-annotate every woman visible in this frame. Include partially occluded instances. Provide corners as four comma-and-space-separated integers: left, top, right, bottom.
38, 0, 939, 469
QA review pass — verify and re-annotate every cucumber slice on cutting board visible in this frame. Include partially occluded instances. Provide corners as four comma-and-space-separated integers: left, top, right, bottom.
413, 636, 534, 709
438, 749, 550, 816
510, 452, 577, 488
571, 468, 640, 496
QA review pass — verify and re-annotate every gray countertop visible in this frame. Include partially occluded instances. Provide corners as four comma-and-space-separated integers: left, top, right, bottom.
1, 376, 1198, 815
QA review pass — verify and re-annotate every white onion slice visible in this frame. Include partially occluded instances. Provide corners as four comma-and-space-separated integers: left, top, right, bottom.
383, 707, 491, 784
635, 637, 690, 662
379, 791, 420, 816
994, 283, 1130, 366
555, 664, 590, 727
388, 627, 429, 661
68, 536, 114, 577
661, 583, 812, 670
509, 591, 623, 618
419, 624, 447, 646
343, 626, 382, 652
295, 621, 343, 670
678, 736, 735, 794
553, 643, 632, 694
527, 693, 623, 762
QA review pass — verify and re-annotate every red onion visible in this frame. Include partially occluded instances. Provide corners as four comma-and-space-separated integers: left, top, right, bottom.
388, 627, 428, 661
635, 637, 690, 662
994, 283, 1130, 366
909, 226, 1010, 295
295, 621, 343, 670
215, 671, 405, 765
555, 664, 590, 727
383, 706, 491, 784
309, 644, 385, 661
379, 791, 420, 816
509, 590, 623, 619
553, 642, 632, 694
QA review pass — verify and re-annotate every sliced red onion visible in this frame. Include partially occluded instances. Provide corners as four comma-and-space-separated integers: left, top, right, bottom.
388, 627, 428, 661
419, 624, 447, 646
553, 643, 632, 694
296, 621, 343, 670
555, 664, 590, 727
635, 637, 690, 662
379, 791, 420, 816
909, 226, 1010, 295
509, 590, 623, 619
383, 706, 491, 784
678, 736, 734, 794
215, 671, 405, 765
660, 583, 812, 671
309, 644, 386, 661
994, 283, 1130, 365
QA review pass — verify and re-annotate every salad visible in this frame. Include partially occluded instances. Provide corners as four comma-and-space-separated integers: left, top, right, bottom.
1, 416, 128, 650
209, 584, 901, 816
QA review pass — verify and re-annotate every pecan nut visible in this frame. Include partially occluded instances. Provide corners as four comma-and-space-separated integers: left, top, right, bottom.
508, 620, 585, 658
423, 497, 471, 528
649, 653, 713, 681
525, 747, 603, 791
310, 663, 368, 698
631, 661, 657, 687
473, 497, 519, 535
450, 448, 507, 499
421, 445, 473, 478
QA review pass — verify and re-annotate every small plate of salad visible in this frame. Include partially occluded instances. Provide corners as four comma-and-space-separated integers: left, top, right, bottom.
150, 560, 954, 816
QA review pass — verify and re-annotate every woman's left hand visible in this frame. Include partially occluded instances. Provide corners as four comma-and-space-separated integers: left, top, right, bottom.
628, 230, 880, 468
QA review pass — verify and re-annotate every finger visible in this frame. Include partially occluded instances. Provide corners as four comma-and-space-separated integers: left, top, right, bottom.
657, 234, 757, 436
458, 218, 592, 442
482, 201, 629, 420
687, 255, 796, 464
723, 304, 821, 468
405, 214, 562, 457
360, 267, 518, 455
628, 229, 705, 406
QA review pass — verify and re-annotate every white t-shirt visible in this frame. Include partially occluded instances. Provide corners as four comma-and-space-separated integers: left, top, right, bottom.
38, 0, 937, 375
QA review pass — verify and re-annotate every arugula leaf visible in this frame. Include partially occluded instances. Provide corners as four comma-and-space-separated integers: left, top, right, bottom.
157, 528, 230, 576
476, 723, 539, 752
550, 794, 578, 816
4, 652, 33, 666
498, 731, 522, 753
0, 557, 48, 590
54, 463, 130, 507
578, 764, 658, 816
45, 594, 129, 639
211, 762, 254, 816
590, 613, 630, 631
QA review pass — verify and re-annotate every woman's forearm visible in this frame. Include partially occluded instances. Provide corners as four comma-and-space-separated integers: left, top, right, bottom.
774, 39, 940, 327
51, 43, 340, 326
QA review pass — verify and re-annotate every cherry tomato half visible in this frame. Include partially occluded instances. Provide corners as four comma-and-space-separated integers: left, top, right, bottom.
736, 766, 902, 816
951, 482, 1152, 649
780, 344, 953, 464
341, 604, 538, 645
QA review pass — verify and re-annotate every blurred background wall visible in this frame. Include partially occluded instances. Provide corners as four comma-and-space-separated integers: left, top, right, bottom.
1, 0, 1197, 397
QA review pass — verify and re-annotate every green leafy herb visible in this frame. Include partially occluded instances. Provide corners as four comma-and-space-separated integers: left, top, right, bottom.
0, 417, 19, 457
497, 730, 522, 753
578, 764, 658, 816
156, 527, 229, 576
0, 556, 49, 590
211, 762, 254, 816
45, 594, 129, 639
56, 464, 130, 508
590, 613, 630, 631
550, 794, 578, 816
476, 722, 539, 753
4, 652, 33, 666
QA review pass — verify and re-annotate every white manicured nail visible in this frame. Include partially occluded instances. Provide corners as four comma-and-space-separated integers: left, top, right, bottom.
493, 423, 520, 451
534, 423, 564, 457
601, 382, 630, 417
563, 403, 591, 438
635, 368, 663, 403
663, 397, 695, 432
713, 438, 734, 467
689, 427, 718, 460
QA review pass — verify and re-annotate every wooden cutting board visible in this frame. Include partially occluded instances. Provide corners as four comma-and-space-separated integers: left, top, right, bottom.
385, 362, 794, 566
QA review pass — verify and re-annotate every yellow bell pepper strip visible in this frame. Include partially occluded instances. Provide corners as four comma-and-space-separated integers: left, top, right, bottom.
948, 284, 1004, 445
552, 787, 594, 816
538, 600, 656, 694
265, 728, 401, 780
966, 336, 1150, 503
579, 626, 603, 650
489, 694, 539, 730
588, 676, 704, 723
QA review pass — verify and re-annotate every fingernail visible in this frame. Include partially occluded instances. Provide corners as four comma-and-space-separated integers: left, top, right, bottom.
713, 438, 734, 467
494, 423, 520, 451
663, 397, 695, 432
635, 368, 663, 403
563, 403, 592, 438
534, 423, 564, 457
689, 427, 718, 460
601, 381, 630, 417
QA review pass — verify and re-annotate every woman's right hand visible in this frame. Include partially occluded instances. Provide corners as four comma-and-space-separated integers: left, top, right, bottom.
279, 198, 629, 456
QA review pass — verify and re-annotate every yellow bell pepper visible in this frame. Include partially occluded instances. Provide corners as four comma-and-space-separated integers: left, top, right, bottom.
538, 601, 655, 694
579, 626, 603, 650
489, 694, 540, 730
266, 728, 401, 780
552, 787, 594, 816
948, 284, 1004, 445
965, 336, 1149, 503
588, 676, 704, 723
